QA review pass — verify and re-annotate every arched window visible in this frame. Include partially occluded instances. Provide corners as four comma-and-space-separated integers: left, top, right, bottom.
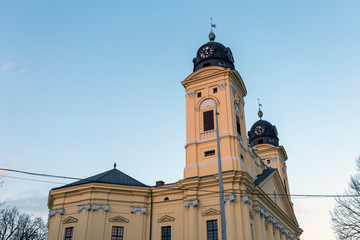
200, 99, 216, 132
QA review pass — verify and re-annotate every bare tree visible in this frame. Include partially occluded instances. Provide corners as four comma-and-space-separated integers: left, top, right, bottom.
0, 203, 47, 240
331, 156, 360, 240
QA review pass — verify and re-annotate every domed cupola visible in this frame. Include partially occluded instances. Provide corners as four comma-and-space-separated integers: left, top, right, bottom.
248, 105, 279, 147
193, 32, 235, 72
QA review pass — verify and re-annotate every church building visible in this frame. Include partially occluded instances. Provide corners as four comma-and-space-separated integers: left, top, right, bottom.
47, 32, 303, 240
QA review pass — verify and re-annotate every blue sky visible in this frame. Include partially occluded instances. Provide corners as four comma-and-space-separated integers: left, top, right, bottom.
1, 1, 360, 239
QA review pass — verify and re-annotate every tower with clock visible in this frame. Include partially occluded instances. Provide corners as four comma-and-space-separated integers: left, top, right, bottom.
46, 30, 302, 240
182, 32, 252, 179
248, 107, 291, 195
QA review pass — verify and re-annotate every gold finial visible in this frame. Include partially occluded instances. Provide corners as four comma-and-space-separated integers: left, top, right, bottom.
257, 98, 263, 119
209, 17, 216, 41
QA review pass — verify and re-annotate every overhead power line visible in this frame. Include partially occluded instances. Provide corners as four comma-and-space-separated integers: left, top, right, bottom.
0, 167, 81, 180
1, 167, 358, 199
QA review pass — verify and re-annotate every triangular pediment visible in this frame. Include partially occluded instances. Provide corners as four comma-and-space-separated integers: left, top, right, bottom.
109, 215, 129, 223
202, 208, 220, 216
63, 216, 78, 224
257, 169, 298, 225
157, 215, 175, 223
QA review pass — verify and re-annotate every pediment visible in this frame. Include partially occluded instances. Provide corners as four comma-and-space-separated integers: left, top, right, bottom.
157, 215, 175, 223
63, 216, 78, 224
109, 215, 129, 223
257, 170, 298, 225
202, 208, 220, 216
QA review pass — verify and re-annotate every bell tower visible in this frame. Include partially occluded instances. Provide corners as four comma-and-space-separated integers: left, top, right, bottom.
248, 107, 291, 195
182, 33, 251, 179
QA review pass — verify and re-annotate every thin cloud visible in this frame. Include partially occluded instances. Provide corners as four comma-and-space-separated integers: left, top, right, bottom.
1, 62, 15, 72
8, 158, 19, 163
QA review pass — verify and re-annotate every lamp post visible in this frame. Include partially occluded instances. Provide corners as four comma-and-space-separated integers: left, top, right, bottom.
215, 101, 227, 240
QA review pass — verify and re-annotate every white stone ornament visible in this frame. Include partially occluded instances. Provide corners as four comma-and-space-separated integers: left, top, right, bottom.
77, 204, 91, 213
92, 204, 109, 214
188, 91, 196, 99
184, 199, 199, 208
49, 208, 64, 217
224, 194, 236, 205
131, 206, 146, 216
241, 195, 252, 206
218, 82, 227, 90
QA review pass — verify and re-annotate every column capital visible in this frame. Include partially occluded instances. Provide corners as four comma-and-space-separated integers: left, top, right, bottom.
184, 199, 199, 208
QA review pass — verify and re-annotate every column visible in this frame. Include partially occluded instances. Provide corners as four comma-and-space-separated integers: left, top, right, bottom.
76, 204, 91, 239
240, 195, 252, 239
131, 206, 147, 239
224, 194, 237, 240
184, 199, 199, 240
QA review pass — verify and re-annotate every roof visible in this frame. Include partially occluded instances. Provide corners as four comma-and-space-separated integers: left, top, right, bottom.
54, 168, 147, 190
254, 168, 276, 185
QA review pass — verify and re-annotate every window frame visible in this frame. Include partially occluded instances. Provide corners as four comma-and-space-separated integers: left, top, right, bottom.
203, 110, 214, 131
111, 226, 124, 240
161, 226, 171, 240
206, 219, 218, 240
64, 227, 74, 240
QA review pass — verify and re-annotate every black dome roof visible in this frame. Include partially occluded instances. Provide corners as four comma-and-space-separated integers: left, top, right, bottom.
248, 119, 279, 147
193, 41, 235, 72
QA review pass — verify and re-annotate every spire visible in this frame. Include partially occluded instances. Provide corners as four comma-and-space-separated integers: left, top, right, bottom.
257, 98, 263, 120
209, 17, 216, 42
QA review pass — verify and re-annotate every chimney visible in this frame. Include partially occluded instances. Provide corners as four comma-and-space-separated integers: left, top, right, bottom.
156, 181, 164, 187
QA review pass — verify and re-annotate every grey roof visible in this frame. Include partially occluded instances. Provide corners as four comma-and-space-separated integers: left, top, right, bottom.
254, 168, 276, 185
54, 168, 147, 190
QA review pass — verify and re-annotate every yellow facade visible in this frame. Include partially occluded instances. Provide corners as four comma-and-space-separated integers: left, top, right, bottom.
47, 39, 302, 240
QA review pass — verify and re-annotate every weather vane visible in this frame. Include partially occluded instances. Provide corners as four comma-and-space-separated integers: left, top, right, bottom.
258, 98, 263, 119
209, 17, 216, 41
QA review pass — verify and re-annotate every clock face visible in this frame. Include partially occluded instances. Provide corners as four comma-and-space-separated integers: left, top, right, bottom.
199, 45, 215, 59
254, 125, 265, 135
226, 47, 234, 63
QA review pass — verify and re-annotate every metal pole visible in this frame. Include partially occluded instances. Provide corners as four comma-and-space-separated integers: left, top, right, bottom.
215, 101, 227, 240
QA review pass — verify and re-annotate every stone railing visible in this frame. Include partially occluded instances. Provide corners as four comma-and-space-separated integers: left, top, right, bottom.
200, 130, 216, 141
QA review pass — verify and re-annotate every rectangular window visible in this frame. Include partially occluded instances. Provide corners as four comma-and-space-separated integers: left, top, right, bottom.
111, 226, 124, 240
204, 150, 215, 157
203, 110, 214, 131
236, 115, 241, 135
64, 227, 73, 240
207, 220, 218, 240
213, 88, 217, 93
161, 226, 171, 240
197, 92, 202, 98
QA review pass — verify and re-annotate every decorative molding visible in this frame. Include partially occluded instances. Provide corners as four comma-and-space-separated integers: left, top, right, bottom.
234, 102, 240, 113
62, 216, 78, 224
188, 91, 195, 99
241, 195, 252, 206
224, 194, 236, 206
184, 199, 199, 208
200, 98, 216, 108
92, 204, 109, 214
109, 215, 129, 223
266, 216, 276, 225
77, 204, 91, 213
185, 157, 240, 169
49, 208, 64, 217
249, 210, 254, 221
157, 215, 175, 223
241, 99, 245, 107
202, 208, 220, 216
218, 82, 227, 90
230, 84, 235, 93
131, 206, 146, 216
